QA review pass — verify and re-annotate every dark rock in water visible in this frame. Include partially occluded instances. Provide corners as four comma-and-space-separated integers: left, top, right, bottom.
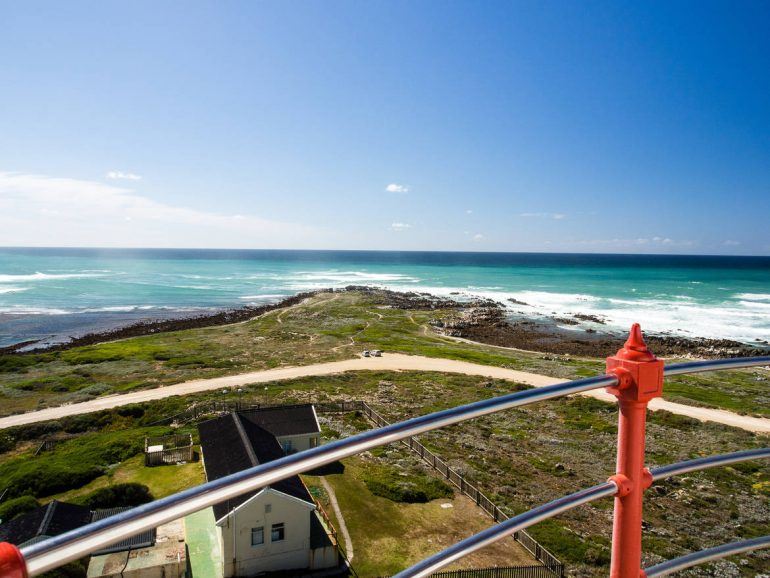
573, 313, 606, 325
553, 317, 579, 326
507, 298, 529, 306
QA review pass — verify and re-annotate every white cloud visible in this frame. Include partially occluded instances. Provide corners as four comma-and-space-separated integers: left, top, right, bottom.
573, 237, 694, 249
106, 170, 142, 181
0, 171, 318, 248
473, 233, 484, 241
519, 212, 566, 220
390, 222, 411, 231
723, 240, 741, 246
466, 209, 473, 214
386, 183, 409, 194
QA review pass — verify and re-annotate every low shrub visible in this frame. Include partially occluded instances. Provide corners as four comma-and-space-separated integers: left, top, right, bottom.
79, 483, 153, 509
362, 464, 453, 503
0, 495, 40, 522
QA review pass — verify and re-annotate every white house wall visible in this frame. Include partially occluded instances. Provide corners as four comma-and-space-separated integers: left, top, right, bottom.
218, 489, 314, 577
276, 432, 320, 454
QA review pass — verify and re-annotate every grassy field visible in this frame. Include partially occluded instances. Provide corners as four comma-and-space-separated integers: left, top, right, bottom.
1, 367, 768, 575
303, 458, 536, 577
1, 291, 768, 419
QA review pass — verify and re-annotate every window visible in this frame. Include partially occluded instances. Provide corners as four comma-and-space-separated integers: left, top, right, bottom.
264, 504, 271, 514
310, 436, 319, 448
281, 440, 293, 454
251, 527, 264, 546
271, 523, 285, 542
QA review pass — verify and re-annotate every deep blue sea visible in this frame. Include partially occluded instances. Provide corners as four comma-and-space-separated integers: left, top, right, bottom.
1, 248, 769, 347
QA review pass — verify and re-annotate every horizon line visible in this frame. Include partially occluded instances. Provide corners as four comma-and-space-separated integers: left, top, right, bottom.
1, 245, 768, 259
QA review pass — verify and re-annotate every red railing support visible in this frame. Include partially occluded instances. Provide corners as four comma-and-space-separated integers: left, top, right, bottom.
606, 324, 664, 578
0, 542, 27, 578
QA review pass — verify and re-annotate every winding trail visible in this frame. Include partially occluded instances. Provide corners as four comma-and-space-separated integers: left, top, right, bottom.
320, 477, 354, 561
1, 353, 768, 433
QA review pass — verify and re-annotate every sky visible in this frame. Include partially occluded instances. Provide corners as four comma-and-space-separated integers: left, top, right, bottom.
1, 1, 769, 255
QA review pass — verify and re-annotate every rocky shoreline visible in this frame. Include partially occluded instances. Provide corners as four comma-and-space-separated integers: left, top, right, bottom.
2, 286, 766, 359
431, 300, 769, 358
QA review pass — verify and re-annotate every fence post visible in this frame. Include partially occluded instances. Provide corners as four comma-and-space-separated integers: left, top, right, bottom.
605, 324, 664, 578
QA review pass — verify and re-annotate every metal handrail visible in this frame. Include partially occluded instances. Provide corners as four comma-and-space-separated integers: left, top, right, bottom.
15, 355, 770, 576
644, 535, 770, 577
393, 482, 619, 578
19, 373, 617, 575
394, 448, 770, 578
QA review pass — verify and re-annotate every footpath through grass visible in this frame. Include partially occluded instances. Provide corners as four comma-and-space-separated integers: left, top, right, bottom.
1, 290, 767, 417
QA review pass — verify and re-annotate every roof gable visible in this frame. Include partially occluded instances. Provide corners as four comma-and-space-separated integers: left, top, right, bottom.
238, 404, 320, 437
198, 411, 314, 522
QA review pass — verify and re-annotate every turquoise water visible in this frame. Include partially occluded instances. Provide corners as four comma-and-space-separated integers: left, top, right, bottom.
1, 248, 769, 346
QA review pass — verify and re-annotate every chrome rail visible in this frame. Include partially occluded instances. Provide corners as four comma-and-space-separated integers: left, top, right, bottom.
393, 482, 618, 578
644, 535, 770, 577
394, 447, 770, 578
15, 355, 770, 576
19, 374, 617, 575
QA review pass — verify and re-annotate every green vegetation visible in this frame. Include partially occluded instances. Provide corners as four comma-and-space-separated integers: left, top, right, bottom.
1, 291, 766, 418
78, 482, 153, 509
360, 462, 453, 503
0, 495, 39, 522
303, 458, 534, 576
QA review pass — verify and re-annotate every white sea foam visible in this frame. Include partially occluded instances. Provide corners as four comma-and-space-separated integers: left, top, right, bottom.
0, 286, 28, 294
0, 272, 107, 283
735, 293, 770, 302
239, 294, 287, 300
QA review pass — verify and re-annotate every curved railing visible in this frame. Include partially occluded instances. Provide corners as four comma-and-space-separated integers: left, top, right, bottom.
394, 448, 770, 578
0, 344, 768, 577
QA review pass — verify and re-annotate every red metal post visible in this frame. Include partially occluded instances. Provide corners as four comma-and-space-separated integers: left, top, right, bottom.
606, 324, 664, 578
0, 542, 27, 578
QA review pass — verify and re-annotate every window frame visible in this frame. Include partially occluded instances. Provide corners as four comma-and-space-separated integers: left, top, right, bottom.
271, 522, 285, 542
251, 526, 264, 546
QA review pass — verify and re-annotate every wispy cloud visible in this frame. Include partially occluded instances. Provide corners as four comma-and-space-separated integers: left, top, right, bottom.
466, 209, 473, 214
106, 170, 142, 181
386, 183, 409, 194
573, 236, 695, 249
723, 240, 741, 246
0, 171, 317, 248
518, 212, 566, 220
472, 233, 484, 241
390, 222, 411, 231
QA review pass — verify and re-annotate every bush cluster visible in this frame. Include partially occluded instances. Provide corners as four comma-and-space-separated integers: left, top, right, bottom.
0, 495, 40, 522
79, 483, 153, 509
362, 465, 453, 503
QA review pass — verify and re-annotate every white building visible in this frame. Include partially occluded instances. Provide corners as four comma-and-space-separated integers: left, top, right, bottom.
197, 405, 339, 577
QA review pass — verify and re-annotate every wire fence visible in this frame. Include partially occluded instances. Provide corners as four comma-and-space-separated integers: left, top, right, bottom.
144, 397, 564, 576
316, 401, 564, 577
429, 565, 564, 578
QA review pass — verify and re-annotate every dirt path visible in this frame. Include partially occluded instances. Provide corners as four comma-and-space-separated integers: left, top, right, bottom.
1, 353, 768, 433
320, 477, 354, 561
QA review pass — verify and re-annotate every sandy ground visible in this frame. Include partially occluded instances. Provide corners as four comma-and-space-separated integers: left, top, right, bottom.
1, 353, 768, 433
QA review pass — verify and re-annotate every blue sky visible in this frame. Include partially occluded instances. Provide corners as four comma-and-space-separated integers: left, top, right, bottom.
1, 1, 768, 254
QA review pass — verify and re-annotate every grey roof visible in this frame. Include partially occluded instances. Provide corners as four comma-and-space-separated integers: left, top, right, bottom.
0, 501, 91, 547
90, 508, 156, 555
198, 412, 314, 521
237, 404, 320, 437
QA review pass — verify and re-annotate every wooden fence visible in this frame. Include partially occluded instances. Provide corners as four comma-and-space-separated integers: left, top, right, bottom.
430, 565, 563, 578
316, 401, 564, 577
144, 433, 194, 466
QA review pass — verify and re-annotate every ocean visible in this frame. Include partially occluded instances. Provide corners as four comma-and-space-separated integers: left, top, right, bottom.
1, 247, 769, 348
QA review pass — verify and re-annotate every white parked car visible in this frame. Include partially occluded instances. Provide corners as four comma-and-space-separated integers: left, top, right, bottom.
362, 350, 370, 357
371, 349, 383, 357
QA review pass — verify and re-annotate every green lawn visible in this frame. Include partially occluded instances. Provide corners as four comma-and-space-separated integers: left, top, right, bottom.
303, 458, 535, 577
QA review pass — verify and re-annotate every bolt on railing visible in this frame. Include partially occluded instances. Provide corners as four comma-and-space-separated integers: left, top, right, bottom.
0, 325, 768, 578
